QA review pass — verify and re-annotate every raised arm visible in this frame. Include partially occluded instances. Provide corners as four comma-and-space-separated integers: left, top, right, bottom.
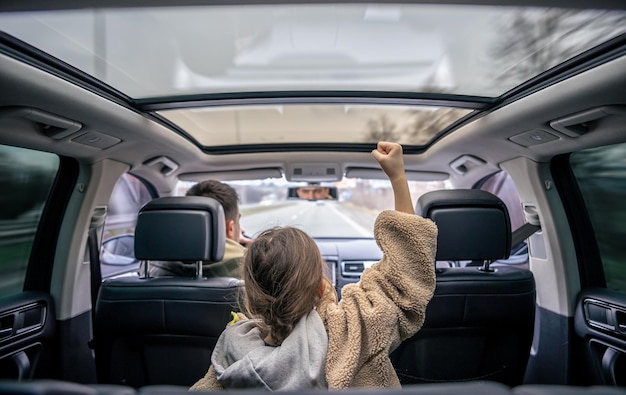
318, 142, 437, 388
371, 141, 414, 215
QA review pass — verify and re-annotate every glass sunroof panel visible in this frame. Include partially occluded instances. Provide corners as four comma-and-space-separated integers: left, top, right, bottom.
159, 104, 472, 147
0, 4, 624, 99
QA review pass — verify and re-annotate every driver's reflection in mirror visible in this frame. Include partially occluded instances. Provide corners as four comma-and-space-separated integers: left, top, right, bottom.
296, 186, 331, 200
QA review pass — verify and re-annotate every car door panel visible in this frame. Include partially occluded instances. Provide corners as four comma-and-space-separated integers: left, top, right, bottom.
574, 288, 626, 386
0, 291, 55, 380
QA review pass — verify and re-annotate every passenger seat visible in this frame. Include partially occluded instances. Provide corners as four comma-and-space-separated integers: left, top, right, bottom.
391, 189, 536, 386
93, 197, 243, 388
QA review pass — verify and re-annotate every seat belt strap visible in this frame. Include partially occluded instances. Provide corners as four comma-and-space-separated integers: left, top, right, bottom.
88, 226, 102, 337
511, 222, 541, 250
86, 206, 107, 349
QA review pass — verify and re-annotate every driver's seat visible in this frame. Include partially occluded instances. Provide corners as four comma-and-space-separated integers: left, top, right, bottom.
94, 196, 243, 388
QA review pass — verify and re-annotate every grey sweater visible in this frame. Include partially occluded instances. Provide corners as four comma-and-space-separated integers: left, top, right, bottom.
210, 310, 327, 390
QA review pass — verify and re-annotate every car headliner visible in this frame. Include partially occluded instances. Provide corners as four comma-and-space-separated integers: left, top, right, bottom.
0, 2, 624, 155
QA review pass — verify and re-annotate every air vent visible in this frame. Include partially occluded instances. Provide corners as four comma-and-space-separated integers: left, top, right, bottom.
324, 260, 337, 286
341, 261, 377, 277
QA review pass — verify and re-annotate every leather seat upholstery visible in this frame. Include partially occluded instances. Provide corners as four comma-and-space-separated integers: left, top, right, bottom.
94, 196, 243, 388
391, 190, 536, 386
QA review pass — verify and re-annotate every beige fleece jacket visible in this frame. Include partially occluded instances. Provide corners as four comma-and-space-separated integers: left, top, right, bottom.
190, 210, 437, 390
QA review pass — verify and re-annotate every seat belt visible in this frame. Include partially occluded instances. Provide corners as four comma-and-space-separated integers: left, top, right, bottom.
511, 223, 541, 250
510, 205, 541, 250
88, 226, 102, 332
87, 207, 107, 349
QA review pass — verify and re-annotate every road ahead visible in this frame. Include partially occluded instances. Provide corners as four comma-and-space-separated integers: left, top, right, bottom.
241, 200, 377, 238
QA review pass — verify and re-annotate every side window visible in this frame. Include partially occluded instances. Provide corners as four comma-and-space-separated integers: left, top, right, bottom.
101, 173, 154, 278
0, 145, 59, 297
478, 171, 529, 268
479, 171, 525, 232
571, 143, 626, 293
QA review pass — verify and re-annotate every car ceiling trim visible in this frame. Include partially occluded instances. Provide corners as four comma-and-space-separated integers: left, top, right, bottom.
495, 33, 626, 111
428, 34, 626, 150
180, 168, 284, 182
0, 34, 206, 153
2, 0, 626, 13
151, 108, 482, 155
0, 32, 135, 109
0, 31, 494, 153
345, 167, 449, 181
201, 142, 438, 155
137, 92, 493, 111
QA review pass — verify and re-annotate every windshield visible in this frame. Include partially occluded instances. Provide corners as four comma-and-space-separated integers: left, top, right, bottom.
178, 177, 450, 238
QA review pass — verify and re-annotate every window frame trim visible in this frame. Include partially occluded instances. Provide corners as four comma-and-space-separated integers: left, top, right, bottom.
551, 153, 605, 290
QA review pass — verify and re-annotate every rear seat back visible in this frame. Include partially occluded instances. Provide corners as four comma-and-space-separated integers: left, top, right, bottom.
391, 189, 536, 386
3, 380, 625, 395
94, 197, 242, 388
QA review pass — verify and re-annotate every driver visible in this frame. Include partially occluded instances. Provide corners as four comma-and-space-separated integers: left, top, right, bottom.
142, 180, 251, 278
190, 142, 437, 391
296, 185, 332, 200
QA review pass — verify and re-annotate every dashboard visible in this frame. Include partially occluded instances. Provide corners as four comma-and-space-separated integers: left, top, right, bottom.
315, 238, 382, 294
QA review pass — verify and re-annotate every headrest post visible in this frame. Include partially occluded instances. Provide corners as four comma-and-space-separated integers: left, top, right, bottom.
141, 260, 151, 279
478, 260, 495, 273
195, 260, 203, 279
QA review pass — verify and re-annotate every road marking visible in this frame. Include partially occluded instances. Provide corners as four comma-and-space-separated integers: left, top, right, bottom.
327, 204, 372, 237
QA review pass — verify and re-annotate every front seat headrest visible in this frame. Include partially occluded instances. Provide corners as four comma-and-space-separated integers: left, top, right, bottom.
416, 189, 511, 261
134, 196, 225, 262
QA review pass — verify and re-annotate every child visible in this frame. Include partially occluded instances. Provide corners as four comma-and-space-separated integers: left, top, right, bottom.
190, 141, 438, 391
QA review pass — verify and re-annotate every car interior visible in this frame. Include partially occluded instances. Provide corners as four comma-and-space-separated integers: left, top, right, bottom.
0, 0, 625, 394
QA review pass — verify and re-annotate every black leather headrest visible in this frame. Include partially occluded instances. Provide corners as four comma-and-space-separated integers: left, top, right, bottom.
134, 196, 225, 262
416, 190, 511, 261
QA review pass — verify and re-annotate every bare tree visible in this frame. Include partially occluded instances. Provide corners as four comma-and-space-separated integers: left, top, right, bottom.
363, 114, 398, 142
490, 9, 626, 87
362, 108, 470, 145
404, 108, 470, 145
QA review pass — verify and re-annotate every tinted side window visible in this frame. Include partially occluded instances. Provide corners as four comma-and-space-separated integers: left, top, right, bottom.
0, 145, 59, 297
571, 143, 626, 293
101, 174, 153, 278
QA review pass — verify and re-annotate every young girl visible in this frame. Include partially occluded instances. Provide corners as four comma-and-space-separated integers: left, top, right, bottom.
190, 141, 438, 391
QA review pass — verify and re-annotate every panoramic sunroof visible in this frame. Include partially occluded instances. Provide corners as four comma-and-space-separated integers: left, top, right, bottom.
158, 104, 472, 147
0, 4, 624, 149
0, 4, 624, 99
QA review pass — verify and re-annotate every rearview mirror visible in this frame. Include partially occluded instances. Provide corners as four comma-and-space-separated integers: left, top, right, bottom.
288, 186, 338, 201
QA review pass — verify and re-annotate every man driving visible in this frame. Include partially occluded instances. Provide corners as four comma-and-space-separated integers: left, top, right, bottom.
142, 180, 250, 278
296, 185, 331, 200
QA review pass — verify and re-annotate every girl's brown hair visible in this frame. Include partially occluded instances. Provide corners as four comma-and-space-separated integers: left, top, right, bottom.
242, 226, 327, 345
